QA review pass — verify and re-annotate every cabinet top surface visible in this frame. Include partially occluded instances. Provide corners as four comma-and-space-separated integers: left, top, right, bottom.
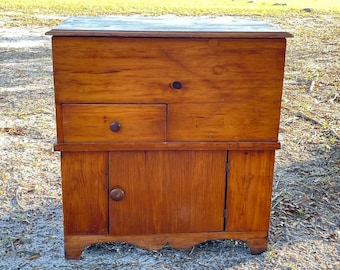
46, 15, 292, 38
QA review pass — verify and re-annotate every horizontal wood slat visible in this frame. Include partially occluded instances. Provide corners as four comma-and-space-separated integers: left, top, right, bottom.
54, 141, 281, 151
63, 231, 269, 259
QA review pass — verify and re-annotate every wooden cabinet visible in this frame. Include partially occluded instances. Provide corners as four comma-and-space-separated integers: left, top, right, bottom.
47, 16, 292, 259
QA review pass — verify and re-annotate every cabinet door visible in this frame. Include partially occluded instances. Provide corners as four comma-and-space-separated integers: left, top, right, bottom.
109, 151, 227, 235
61, 152, 108, 234
226, 150, 275, 232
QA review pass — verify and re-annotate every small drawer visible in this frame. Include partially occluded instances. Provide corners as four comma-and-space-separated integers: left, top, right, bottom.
168, 103, 280, 142
62, 104, 166, 143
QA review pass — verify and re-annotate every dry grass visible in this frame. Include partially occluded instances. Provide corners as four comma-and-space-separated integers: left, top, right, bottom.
1, 0, 340, 27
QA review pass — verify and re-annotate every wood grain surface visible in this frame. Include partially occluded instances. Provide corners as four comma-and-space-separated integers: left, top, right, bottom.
61, 152, 108, 234
168, 102, 281, 141
62, 104, 166, 142
109, 151, 226, 235
226, 150, 275, 231
52, 37, 286, 104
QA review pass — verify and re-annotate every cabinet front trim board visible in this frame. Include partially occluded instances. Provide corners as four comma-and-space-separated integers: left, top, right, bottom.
64, 231, 268, 260
54, 141, 281, 151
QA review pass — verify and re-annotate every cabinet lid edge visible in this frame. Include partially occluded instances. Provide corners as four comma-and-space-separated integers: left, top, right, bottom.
45, 16, 293, 38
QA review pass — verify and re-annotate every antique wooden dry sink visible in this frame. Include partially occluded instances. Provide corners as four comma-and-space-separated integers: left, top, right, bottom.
46, 16, 292, 259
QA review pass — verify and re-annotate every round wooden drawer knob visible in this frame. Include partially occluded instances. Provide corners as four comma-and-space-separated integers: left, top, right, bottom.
170, 80, 182, 90
110, 188, 125, 201
109, 121, 121, 132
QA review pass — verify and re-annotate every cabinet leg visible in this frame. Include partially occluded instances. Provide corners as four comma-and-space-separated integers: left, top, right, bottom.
245, 237, 268, 255
64, 241, 87, 260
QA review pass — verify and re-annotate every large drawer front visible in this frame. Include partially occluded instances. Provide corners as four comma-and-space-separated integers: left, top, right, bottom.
168, 103, 280, 141
52, 37, 286, 103
62, 104, 166, 143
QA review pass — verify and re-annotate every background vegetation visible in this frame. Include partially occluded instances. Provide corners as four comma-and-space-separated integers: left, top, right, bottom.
1, 0, 340, 26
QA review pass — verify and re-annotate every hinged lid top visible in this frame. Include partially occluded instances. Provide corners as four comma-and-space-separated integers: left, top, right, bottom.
46, 15, 292, 38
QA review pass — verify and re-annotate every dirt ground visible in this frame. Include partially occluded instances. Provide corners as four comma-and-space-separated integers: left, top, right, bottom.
0, 12, 339, 269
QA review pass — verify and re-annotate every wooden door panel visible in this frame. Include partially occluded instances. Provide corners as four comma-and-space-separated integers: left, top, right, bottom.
61, 152, 108, 234
109, 151, 227, 235
226, 150, 275, 231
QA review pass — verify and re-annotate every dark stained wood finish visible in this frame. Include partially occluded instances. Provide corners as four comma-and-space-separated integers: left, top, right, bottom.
52, 38, 286, 104
62, 104, 166, 143
226, 150, 275, 231
109, 151, 226, 235
61, 152, 108, 234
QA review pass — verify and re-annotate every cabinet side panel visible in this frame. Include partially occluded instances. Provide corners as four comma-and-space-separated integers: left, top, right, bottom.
226, 150, 275, 231
62, 152, 108, 234
55, 103, 64, 143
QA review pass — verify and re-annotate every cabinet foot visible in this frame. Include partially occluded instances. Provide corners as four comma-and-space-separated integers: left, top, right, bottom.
245, 237, 268, 255
64, 241, 87, 260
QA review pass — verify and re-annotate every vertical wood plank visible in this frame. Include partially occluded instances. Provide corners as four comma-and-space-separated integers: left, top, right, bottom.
109, 151, 226, 235
62, 152, 108, 234
226, 150, 275, 231
109, 152, 147, 234
55, 103, 63, 142
147, 151, 227, 233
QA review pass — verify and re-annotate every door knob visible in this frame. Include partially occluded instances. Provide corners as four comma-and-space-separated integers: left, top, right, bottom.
109, 121, 121, 132
170, 80, 183, 90
110, 188, 125, 201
